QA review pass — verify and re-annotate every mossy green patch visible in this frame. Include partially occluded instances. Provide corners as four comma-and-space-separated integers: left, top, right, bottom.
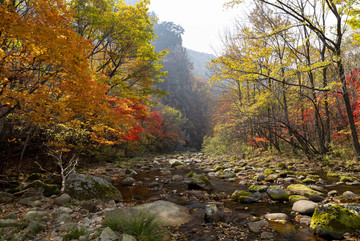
287, 184, 323, 196
214, 166, 223, 172
311, 204, 360, 239
25, 180, 60, 197
307, 175, 320, 179
186, 171, 196, 178
264, 168, 275, 176
327, 172, 339, 178
340, 176, 355, 182
248, 185, 267, 192
302, 178, 316, 184
277, 163, 287, 169
231, 190, 251, 202
170, 161, 184, 168
289, 195, 309, 204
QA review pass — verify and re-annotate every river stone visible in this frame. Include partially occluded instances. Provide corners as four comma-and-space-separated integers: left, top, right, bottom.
23, 210, 50, 222
25, 180, 61, 197
65, 173, 122, 202
247, 219, 269, 233
221, 172, 236, 179
232, 190, 258, 203
284, 177, 295, 184
54, 193, 72, 206
171, 175, 184, 182
255, 174, 266, 182
3, 212, 17, 220
105, 200, 192, 226
100, 227, 120, 241
0, 192, 14, 203
169, 159, 184, 167
292, 200, 317, 215
248, 185, 268, 192
54, 207, 73, 215
187, 174, 213, 191
204, 204, 220, 223
311, 204, 360, 239
0, 219, 22, 227
54, 213, 72, 226
265, 174, 278, 182
121, 177, 136, 186
266, 186, 289, 201
25, 221, 45, 234
289, 195, 309, 204
343, 191, 358, 198
343, 203, 360, 215
260, 232, 274, 239
328, 190, 338, 196
264, 213, 289, 222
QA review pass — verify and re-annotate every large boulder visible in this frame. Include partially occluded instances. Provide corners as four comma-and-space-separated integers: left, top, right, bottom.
65, 173, 122, 202
25, 180, 60, 197
187, 174, 213, 191
0, 192, 14, 203
311, 204, 360, 239
287, 184, 324, 201
105, 200, 192, 226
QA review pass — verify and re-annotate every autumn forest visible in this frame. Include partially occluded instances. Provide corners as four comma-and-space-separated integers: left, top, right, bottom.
2, 0, 360, 173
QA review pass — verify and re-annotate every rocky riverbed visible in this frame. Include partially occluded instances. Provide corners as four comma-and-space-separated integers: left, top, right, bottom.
1, 152, 360, 240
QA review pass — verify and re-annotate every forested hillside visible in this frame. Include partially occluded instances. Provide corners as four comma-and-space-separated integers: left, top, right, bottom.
186, 49, 215, 81
153, 21, 213, 150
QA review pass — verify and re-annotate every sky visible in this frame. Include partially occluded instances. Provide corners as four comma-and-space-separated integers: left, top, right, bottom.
148, 0, 244, 55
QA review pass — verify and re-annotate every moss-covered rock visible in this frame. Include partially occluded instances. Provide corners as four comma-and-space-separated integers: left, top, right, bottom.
231, 190, 256, 203
265, 174, 278, 182
248, 185, 268, 192
214, 166, 223, 172
25, 180, 61, 197
264, 168, 275, 176
278, 171, 294, 178
326, 172, 340, 178
287, 184, 323, 198
340, 176, 355, 182
289, 195, 309, 204
311, 204, 360, 239
266, 186, 289, 202
65, 173, 122, 202
277, 163, 287, 170
302, 178, 316, 184
187, 174, 213, 191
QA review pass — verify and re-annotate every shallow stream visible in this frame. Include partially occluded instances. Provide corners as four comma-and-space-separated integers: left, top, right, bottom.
115, 161, 357, 241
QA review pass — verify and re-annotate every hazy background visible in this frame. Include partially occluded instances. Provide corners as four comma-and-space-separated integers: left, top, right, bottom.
148, 0, 241, 54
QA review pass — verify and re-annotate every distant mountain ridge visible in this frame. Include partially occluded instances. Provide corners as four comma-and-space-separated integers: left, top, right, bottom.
186, 48, 215, 81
